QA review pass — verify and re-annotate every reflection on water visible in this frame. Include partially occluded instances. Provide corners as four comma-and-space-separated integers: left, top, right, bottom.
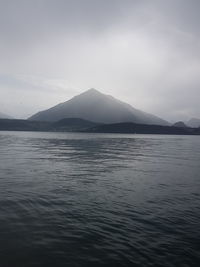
0, 131, 200, 267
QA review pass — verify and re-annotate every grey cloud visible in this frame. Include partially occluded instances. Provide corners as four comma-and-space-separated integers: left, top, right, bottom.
0, 0, 199, 121
0, 0, 138, 42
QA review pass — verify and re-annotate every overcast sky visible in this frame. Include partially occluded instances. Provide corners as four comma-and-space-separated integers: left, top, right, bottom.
0, 0, 200, 121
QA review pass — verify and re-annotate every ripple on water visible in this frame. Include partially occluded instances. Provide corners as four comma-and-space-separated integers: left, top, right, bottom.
0, 132, 200, 267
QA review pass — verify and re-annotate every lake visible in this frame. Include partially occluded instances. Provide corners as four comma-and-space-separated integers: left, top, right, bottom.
0, 131, 200, 267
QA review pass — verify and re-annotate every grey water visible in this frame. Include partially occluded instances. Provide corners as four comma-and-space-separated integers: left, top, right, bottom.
0, 131, 200, 267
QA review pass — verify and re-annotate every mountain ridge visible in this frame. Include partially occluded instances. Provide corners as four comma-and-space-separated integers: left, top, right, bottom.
85, 121, 200, 135
0, 117, 199, 135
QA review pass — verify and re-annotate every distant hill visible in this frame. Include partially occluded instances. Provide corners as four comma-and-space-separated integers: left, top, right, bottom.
0, 112, 12, 119
0, 118, 199, 135
173, 121, 187, 128
0, 118, 97, 132
0, 119, 50, 131
85, 122, 200, 135
29, 88, 169, 126
187, 118, 200, 128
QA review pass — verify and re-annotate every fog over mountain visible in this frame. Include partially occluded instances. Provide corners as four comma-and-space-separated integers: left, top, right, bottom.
29, 89, 169, 125
0, 0, 200, 121
0, 112, 12, 119
187, 118, 200, 128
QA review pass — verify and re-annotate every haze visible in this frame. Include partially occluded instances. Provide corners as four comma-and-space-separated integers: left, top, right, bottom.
0, 0, 200, 122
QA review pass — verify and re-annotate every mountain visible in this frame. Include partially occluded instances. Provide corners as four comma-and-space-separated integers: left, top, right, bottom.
29, 88, 169, 125
173, 121, 187, 128
187, 118, 200, 128
0, 112, 12, 119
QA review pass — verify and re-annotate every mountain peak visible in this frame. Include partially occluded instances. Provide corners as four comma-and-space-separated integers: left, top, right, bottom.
82, 88, 102, 96
74, 88, 107, 101
87, 88, 100, 93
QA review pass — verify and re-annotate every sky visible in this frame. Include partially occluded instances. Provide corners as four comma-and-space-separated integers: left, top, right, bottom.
0, 0, 200, 122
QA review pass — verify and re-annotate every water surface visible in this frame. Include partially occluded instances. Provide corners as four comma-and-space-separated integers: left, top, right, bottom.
0, 131, 200, 267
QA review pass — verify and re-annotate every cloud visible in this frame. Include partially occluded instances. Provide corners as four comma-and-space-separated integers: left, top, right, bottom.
0, 0, 199, 121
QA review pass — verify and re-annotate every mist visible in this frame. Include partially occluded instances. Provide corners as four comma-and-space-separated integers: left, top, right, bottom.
0, 0, 200, 122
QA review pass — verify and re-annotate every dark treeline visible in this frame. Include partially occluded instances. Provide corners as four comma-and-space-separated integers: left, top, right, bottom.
0, 118, 200, 135
86, 122, 200, 135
